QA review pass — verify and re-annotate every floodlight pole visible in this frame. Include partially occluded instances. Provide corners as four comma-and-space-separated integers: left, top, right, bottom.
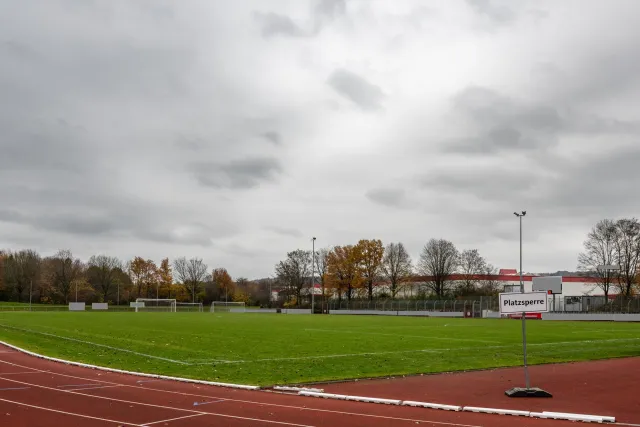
312, 237, 316, 314
515, 211, 531, 390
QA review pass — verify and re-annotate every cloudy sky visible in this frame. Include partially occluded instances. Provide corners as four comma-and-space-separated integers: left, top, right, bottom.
2, 0, 640, 279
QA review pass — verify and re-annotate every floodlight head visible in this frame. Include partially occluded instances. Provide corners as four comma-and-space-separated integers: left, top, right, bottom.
312, 237, 316, 241
514, 212, 518, 216
522, 211, 526, 216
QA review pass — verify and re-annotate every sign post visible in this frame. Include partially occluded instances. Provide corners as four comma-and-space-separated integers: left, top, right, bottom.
501, 291, 552, 398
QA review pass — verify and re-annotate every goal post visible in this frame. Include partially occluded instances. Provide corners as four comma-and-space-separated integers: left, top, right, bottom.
210, 302, 246, 313
176, 302, 203, 312
134, 298, 176, 312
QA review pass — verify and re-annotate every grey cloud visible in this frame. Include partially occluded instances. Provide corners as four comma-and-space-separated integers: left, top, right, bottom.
327, 69, 385, 111
0, 185, 236, 246
254, 12, 307, 38
191, 157, 283, 189
365, 188, 407, 207
254, 0, 346, 39
265, 226, 303, 238
313, 0, 346, 30
465, 0, 515, 24
443, 86, 640, 154
262, 131, 282, 145
420, 168, 537, 201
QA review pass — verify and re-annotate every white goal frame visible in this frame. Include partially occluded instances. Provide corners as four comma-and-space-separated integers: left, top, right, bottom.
210, 302, 246, 313
134, 298, 177, 312
176, 302, 204, 312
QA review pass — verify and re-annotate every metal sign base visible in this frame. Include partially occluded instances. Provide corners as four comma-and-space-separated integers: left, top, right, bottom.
505, 387, 552, 398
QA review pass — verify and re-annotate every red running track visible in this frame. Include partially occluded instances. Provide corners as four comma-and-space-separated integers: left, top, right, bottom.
0, 344, 608, 427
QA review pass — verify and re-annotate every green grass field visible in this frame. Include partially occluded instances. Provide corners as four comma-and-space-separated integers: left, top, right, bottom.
0, 312, 639, 386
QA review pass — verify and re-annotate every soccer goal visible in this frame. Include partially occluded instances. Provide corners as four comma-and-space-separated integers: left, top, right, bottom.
134, 298, 176, 312
176, 302, 203, 312
210, 302, 246, 313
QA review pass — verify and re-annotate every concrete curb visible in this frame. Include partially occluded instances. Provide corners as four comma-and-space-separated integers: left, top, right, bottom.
0, 340, 260, 391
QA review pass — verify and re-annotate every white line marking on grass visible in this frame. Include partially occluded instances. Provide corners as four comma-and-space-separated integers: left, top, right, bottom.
0, 396, 142, 426
0, 359, 483, 427
183, 336, 640, 365
304, 328, 499, 344
141, 414, 206, 426
0, 324, 191, 365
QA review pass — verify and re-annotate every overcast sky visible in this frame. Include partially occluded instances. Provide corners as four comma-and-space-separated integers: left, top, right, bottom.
2, 0, 640, 279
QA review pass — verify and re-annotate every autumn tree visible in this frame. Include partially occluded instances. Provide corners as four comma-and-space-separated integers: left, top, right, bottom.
128, 257, 158, 298
382, 242, 413, 298
157, 258, 174, 298
274, 250, 311, 304
3, 249, 41, 302
456, 249, 488, 296
87, 255, 123, 302
173, 257, 209, 302
577, 219, 619, 300
356, 239, 385, 300
0, 251, 6, 297
418, 239, 459, 298
212, 268, 235, 302
45, 249, 85, 304
327, 245, 363, 304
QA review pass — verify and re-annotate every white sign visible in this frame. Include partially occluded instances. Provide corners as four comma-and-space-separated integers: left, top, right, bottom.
68, 302, 86, 311
92, 303, 108, 310
499, 292, 548, 314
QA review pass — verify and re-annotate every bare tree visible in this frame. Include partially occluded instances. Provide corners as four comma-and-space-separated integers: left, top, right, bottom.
418, 239, 459, 298
478, 263, 501, 295
457, 249, 487, 295
46, 249, 85, 303
382, 242, 413, 298
613, 218, 640, 297
173, 257, 209, 302
87, 255, 123, 302
577, 219, 618, 300
314, 248, 330, 299
3, 249, 41, 302
274, 249, 311, 305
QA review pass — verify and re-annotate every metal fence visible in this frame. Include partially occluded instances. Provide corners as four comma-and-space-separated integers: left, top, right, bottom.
326, 295, 640, 314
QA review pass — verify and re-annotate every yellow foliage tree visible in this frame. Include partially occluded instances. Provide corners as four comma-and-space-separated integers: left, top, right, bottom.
212, 268, 235, 301
327, 245, 363, 304
157, 258, 173, 298
356, 239, 385, 301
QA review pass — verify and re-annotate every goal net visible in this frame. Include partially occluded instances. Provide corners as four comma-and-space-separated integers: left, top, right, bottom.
210, 302, 246, 313
134, 298, 177, 312
176, 302, 203, 312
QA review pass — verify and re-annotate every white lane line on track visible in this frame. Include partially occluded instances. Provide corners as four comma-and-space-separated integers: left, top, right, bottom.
141, 413, 206, 426
304, 328, 500, 344
0, 324, 192, 365
0, 396, 142, 426
68, 384, 125, 392
0, 358, 482, 427
0, 371, 42, 376
0, 375, 316, 427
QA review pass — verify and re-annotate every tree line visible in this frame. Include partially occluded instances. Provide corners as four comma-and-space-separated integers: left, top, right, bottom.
274, 239, 501, 306
0, 249, 268, 306
2, 217, 637, 306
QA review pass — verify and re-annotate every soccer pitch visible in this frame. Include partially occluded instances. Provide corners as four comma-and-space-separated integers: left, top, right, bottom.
0, 312, 639, 386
